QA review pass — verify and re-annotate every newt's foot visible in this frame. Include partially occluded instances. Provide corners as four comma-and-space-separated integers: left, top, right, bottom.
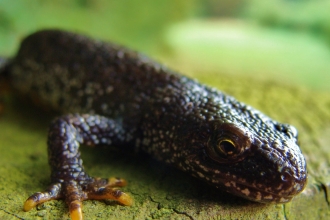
23, 177, 132, 220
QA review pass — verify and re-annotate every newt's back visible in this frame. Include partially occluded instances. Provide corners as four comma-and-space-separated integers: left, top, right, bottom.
6, 30, 203, 124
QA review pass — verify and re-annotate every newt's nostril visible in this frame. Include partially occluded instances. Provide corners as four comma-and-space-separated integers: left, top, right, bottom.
280, 168, 293, 182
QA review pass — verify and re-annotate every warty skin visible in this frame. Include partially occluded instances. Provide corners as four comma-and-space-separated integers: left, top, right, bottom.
0, 30, 307, 219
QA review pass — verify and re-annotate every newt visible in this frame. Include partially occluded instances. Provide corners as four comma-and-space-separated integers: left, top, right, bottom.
0, 30, 307, 220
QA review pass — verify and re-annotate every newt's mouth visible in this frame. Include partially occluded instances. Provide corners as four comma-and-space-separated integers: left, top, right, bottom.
220, 172, 307, 203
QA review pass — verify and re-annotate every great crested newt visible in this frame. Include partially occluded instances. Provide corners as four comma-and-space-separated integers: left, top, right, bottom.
0, 30, 307, 220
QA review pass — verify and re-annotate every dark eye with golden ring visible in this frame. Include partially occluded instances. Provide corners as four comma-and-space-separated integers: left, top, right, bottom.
216, 139, 237, 156
206, 123, 252, 163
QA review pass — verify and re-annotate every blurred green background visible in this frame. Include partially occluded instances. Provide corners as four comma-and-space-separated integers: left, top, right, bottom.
1, 1, 330, 219
0, 0, 329, 91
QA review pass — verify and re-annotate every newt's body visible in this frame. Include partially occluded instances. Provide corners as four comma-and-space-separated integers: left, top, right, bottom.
0, 30, 307, 219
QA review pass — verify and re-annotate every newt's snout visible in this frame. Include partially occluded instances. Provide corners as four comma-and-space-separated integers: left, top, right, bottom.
226, 139, 307, 203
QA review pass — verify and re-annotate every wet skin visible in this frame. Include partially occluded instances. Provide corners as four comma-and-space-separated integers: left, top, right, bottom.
0, 30, 307, 219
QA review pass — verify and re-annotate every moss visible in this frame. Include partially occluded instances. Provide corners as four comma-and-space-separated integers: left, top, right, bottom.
1, 72, 329, 219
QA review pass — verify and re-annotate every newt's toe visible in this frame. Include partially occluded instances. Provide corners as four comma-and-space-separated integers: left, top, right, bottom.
116, 191, 133, 206
23, 195, 40, 211
69, 200, 83, 220
107, 177, 127, 187
23, 183, 62, 211
88, 186, 133, 206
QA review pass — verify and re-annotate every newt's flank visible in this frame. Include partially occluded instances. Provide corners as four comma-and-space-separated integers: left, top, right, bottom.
0, 30, 307, 220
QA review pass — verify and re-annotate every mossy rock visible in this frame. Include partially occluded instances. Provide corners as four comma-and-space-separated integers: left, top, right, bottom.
0, 72, 329, 219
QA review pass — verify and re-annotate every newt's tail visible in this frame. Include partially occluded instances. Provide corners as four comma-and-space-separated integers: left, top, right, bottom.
0, 57, 10, 95
0, 57, 9, 80
0, 57, 9, 114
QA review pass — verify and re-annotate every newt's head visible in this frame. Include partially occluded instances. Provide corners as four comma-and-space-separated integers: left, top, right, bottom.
188, 97, 307, 203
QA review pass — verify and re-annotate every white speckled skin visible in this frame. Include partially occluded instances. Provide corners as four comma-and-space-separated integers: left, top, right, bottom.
2, 30, 307, 209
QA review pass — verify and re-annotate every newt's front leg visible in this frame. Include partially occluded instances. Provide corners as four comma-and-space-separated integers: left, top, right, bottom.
23, 114, 133, 220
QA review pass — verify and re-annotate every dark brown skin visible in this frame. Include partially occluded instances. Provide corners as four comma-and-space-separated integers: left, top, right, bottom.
0, 30, 307, 220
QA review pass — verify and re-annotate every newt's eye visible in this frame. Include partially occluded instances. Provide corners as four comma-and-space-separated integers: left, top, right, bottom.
216, 139, 237, 156
206, 123, 252, 163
